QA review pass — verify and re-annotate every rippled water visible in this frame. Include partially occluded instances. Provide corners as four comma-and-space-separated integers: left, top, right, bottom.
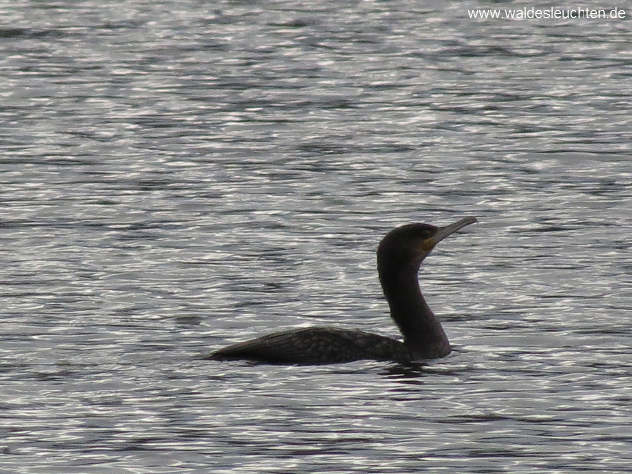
2, 0, 631, 472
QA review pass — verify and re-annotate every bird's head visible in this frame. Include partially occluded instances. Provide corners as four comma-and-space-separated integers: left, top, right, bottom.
377, 217, 477, 271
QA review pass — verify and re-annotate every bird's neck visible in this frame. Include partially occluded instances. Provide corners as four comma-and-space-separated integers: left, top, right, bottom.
379, 263, 451, 359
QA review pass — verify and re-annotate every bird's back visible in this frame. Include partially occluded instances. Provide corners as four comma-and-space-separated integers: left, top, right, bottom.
208, 327, 411, 364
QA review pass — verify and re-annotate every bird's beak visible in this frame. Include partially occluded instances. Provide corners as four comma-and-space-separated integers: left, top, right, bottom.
421, 217, 477, 251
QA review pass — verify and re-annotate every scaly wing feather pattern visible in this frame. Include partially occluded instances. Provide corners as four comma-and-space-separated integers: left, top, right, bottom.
209, 327, 411, 364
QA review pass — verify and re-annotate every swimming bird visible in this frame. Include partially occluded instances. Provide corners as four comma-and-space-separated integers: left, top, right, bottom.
209, 217, 477, 364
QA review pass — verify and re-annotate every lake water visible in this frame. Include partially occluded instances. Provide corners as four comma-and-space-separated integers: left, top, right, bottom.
1, 1, 631, 472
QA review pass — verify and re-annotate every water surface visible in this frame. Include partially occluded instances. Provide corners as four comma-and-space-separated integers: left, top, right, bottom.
1, 1, 631, 472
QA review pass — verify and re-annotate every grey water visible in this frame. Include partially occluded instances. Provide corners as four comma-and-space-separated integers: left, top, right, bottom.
1, 0, 631, 472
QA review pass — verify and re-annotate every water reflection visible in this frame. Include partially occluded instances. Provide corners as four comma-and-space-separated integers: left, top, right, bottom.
1, 0, 631, 471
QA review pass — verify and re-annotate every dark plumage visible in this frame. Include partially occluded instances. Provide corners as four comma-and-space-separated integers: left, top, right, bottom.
210, 327, 411, 364
209, 217, 477, 364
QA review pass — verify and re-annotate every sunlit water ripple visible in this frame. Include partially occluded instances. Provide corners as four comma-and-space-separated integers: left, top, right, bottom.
1, 0, 631, 472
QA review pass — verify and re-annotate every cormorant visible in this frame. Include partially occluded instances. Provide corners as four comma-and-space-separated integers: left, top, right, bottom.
209, 217, 477, 364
